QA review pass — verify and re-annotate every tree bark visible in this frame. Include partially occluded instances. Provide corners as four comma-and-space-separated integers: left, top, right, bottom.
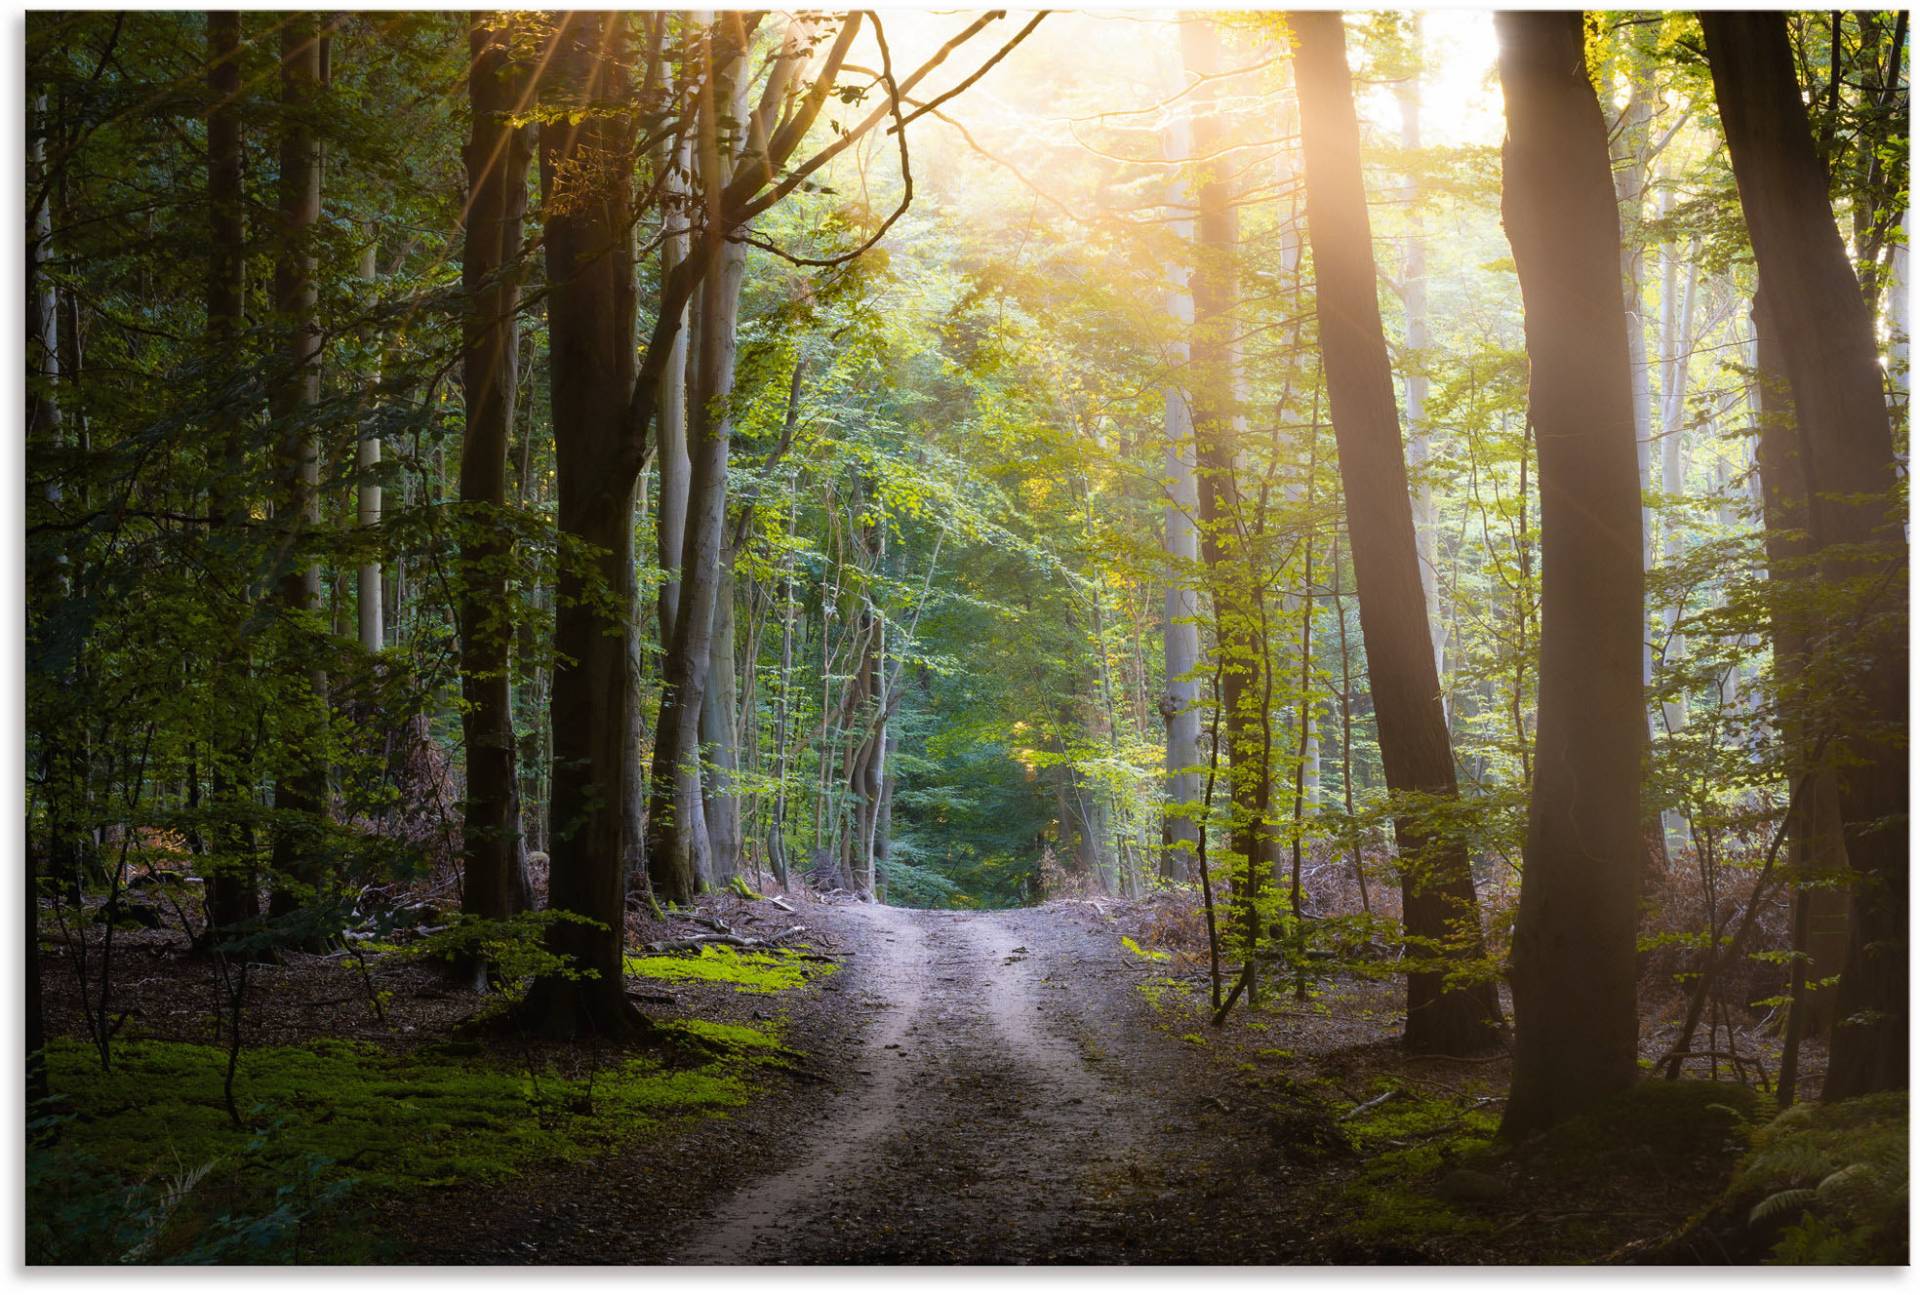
646, 15, 753, 901
767, 484, 800, 886
203, 12, 260, 937
1495, 11, 1646, 1135
656, 129, 693, 654
1703, 12, 1908, 1101
1395, 18, 1444, 690
1749, 301, 1851, 1053
267, 15, 329, 927
1181, 17, 1282, 950
458, 13, 534, 934
26, 82, 60, 1109
523, 12, 643, 1036
1158, 99, 1203, 883
1291, 9, 1501, 1054
700, 556, 743, 882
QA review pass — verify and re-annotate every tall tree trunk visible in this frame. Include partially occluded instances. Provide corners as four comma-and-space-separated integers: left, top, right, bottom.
1654, 231, 1700, 759
700, 557, 743, 881
1889, 210, 1910, 400
767, 484, 799, 886
26, 83, 60, 1110
458, 13, 534, 935
356, 234, 384, 653
203, 12, 259, 937
874, 726, 898, 898
1703, 12, 1908, 1101
524, 12, 643, 1036
1395, 16, 1444, 689
1751, 304, 1850, 1095
1158, 100, 1203, 883
267, 15, 329, 927
656, 130, 693, 654
647, 15, 752, 901
1291, 9, 1501, 1054
1182, 17, 1282, 963
1606, 52, 1676, 889
1495, 11, 1646, 1134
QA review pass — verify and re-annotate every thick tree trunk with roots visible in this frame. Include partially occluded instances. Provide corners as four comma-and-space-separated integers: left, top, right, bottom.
1703, 12, 1908, 1101
1495, 12, 1646, 1135
1291, 10, 1501, 1055
523, 13, 644, 1037
458, 14, 535, 935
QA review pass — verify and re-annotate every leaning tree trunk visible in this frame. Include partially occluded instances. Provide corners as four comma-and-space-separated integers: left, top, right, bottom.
1291, 9, 1502, 1054
1703, 12, 1908, 1101
457, 13, 535, 936
1495, 11, 1647, 1135
1395, 17, 1445, 688
523, 12, 644, 1037
266, 15, 330, 929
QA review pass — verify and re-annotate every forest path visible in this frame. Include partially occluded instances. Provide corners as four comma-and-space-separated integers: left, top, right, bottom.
674, 903, 1190, 1264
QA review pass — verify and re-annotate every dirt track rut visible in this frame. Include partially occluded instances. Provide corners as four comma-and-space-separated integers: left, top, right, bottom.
676, 904, 1187, 1264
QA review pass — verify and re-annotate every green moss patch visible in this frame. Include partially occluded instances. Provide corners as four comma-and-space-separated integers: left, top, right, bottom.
1540, 1080, 1766, 1176
624, 943, 835, 993
665, 1018, 784, 1054
1335, 1089, 1502, 1250
28, 1031, 766, 1262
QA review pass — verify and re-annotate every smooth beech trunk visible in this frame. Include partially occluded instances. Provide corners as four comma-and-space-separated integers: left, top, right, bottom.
1495, 11, 1646, 1135
524, 12, 643, 1035
647, 16, 753, 900
458, 14, 534, 932
1290, 9, 1501, 1054
700, 558, 743, 882
1158, 96, 1203, 882
1703, 12, 1908, 1100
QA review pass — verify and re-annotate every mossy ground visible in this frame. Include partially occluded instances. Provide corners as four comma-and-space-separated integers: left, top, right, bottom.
623, 943, 836, 993
28, 1026, 778, 1263
1332, 1082, 1502, 1250
1723, 1090, 1907, 1263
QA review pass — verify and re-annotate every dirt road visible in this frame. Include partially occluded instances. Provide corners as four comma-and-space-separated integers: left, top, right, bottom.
676, 903, 1203, 1264
399, 897, 1333, 1265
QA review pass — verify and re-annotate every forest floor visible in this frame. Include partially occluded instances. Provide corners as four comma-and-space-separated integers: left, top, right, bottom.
391, 892, 1767, 1265
39, 884, 1783, 1265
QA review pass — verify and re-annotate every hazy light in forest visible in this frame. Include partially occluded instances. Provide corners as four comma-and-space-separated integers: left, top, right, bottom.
1399, 9, 1504, 146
